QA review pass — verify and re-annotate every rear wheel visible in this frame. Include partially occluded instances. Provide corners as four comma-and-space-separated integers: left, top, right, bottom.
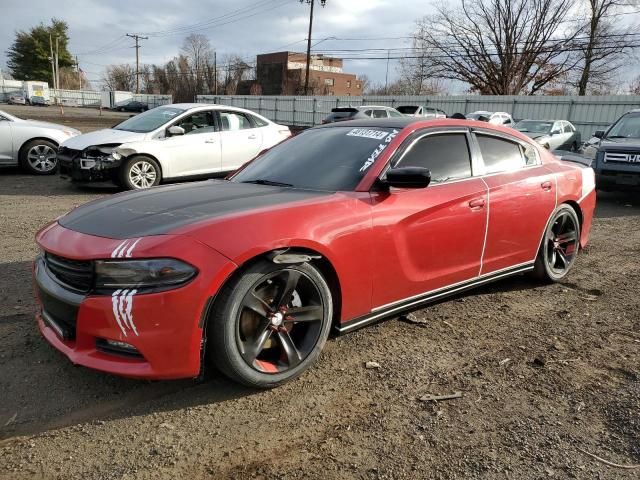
208, 260, 332, 388
119, 156, 161, 190
533, 205, 580, 282
570, 141, 579, 152
20, 139, 58, 175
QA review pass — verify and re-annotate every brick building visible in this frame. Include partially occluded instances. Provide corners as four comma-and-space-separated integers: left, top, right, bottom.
255, 51, 363, 96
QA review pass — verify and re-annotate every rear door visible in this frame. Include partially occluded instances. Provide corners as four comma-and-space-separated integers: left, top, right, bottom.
472, 131, 556, 274
370, 129, 488, 307
0, 115, 14, 163
217, 110, 263, 172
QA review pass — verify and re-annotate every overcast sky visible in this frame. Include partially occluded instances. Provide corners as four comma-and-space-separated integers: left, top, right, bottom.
1, 0, 638, 92
0, 0, 421, 89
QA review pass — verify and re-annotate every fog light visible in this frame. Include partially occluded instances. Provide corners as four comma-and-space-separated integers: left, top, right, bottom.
96, 338, 143, 358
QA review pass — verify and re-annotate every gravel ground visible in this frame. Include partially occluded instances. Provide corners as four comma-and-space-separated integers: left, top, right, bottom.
0, 111, 638, 479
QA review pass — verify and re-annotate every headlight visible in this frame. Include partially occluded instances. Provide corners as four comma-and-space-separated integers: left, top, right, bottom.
110, 151, 122, 161
94, 258, 197, 292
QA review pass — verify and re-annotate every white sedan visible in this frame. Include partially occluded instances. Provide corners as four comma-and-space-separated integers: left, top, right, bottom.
58, 104, 292, 189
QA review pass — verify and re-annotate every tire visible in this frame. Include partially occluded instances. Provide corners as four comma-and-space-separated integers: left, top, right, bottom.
119, 156, 161, 190
208, 260, 333, 388
570, 142, 578, 152
533, 204, 581, 282
20, 139, 58, 175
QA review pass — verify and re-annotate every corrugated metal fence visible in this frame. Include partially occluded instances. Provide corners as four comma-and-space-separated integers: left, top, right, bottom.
196, 94, 640, 139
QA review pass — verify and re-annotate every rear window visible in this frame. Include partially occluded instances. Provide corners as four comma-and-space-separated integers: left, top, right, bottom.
325, 111, 357, 121
477, 135, 526, 173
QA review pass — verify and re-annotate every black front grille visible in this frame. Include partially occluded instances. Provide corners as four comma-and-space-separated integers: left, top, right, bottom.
44, 252, 94, 293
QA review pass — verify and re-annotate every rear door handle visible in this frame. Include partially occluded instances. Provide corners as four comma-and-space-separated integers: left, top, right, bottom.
205, 138, 217, 144
541, 181, 552, 191
468, 198, 485, 209
248, 134, 257, 140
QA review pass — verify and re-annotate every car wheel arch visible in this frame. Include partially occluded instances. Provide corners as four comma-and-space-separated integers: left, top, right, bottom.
121, 153, 164, 178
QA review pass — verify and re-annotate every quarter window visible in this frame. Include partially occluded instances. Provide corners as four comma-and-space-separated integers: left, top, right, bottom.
476, 135, 526, 173
388, 109, 403, 118
396, 133, 472, 183
372, 110, 388, 118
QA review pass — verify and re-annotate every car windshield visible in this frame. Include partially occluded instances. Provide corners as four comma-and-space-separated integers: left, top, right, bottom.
232, 126, 399, 191
113, 106, 184, 133
397, 106, 419, 114
515, 120, 553, 133
606, 112, 640, 139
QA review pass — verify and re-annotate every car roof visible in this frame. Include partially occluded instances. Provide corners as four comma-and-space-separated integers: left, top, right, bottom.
357, 105, 396, 110
171, 103, 267, 115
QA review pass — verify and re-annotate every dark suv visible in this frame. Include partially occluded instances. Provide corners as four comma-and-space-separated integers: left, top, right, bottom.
584, 109, 640, 189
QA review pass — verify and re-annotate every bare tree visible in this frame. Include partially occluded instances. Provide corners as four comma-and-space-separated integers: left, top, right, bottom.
629, 74, 640, 94
102, 64, 136, 91
413, 0, 578, 95
573, 0, 637, 95
181, 34, 214, 95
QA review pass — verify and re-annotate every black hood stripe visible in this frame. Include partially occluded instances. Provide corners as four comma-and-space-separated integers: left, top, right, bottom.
59, 180, 330, 239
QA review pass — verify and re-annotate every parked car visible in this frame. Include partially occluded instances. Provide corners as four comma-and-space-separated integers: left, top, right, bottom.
0, 110, 81, 174
397, 105, 447, 118
34, 116, 596, 387
30, 95, 50, 107
321, 105, 404, 124
8, 94, 26, 105
583, 109, 640, 189
58, 103, 292, 189
515, 119, 581, 151
115, 101, 149, 113
466, 111, 515, 126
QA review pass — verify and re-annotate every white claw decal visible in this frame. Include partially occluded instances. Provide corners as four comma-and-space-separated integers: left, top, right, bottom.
110, 238, 141, 258
111, 288, 139, 337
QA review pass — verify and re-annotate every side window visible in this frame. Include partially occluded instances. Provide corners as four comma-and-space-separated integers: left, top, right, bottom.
176, 111, 216, 135
522, 144, 539, 166
372, 109, 388, 118
363, 110, 373, 117
551, 122, 562, 133
388, 109, 403, 118
396, 133, 472, 183
219, 111, 253, 131
563, 123, 573, 133
476, 134, 526, 173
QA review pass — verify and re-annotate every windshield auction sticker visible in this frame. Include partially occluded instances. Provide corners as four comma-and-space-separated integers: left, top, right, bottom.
359, 129, 399, 172
347, 128, 389, 140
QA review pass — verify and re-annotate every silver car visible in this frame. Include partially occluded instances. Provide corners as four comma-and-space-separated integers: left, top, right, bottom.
397, 105, 447, 118
8, 95, 26, 105
0, 110, 81, 174
515, 119, 581, 152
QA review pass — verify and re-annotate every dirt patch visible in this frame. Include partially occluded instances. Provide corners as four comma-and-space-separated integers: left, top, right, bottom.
0, 164, 639, 478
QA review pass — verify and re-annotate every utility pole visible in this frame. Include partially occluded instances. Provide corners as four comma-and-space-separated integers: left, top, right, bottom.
126, 33, 148, 93
55, 36, 60, 92
214, 50, 217, 95
300, 0, 327, 95
49, 34, 56, 90
385, 49, 390, 94
76, 55, 81, 90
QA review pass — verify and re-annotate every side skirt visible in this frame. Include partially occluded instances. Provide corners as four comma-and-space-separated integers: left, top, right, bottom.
335, 262, 534, 334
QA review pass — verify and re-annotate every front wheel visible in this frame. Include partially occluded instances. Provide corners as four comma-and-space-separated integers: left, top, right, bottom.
119, 156, 161, 190
20, 139, 58, 175
533, 205, 580, 282
208, 260, 333, 388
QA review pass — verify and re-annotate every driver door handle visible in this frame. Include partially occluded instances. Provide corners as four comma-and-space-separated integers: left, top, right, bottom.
541, 181, 552, 191
205, 138, 217, 144
248, 134, 257, 140
468, 198, 485, 209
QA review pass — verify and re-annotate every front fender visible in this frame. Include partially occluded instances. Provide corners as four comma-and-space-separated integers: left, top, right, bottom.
115, 142, 170, 177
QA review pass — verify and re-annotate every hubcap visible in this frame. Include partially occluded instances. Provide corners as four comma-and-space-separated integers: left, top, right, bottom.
545, 211, 578, 276
129, 160, 157, 189
236, 269, 324, 374
27, 145, 57, 172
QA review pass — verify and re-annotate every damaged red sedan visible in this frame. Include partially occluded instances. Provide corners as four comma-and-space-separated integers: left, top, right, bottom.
34, 118, 596, 387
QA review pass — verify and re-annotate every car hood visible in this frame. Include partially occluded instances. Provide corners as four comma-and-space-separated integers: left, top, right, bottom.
598, 138, 640, 151
58, 180, 331, 239
61, 129, 147, 150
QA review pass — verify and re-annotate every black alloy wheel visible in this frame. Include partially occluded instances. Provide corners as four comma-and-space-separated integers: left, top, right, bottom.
209, 260, 332, 388
534, 205, 580, 282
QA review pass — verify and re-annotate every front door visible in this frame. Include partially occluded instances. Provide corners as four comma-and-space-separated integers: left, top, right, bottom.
217, 110, 263, 172
473, 131, 556, 274
370, 130, 488, 308
163, 110, 221, 177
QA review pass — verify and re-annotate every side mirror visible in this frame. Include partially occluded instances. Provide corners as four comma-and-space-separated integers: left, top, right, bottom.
168, 125, 185, 136
593, 130, 605, 139
551, 129, 561, 135
384, 167, 431, 189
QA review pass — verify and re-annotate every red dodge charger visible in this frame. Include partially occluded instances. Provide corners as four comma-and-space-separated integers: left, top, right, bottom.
34, 118, 596, 387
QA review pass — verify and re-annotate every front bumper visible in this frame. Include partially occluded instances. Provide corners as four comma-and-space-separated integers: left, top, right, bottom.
34, 224, 237, 379
58, 148, 122, 183
595, 170, 640, 189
